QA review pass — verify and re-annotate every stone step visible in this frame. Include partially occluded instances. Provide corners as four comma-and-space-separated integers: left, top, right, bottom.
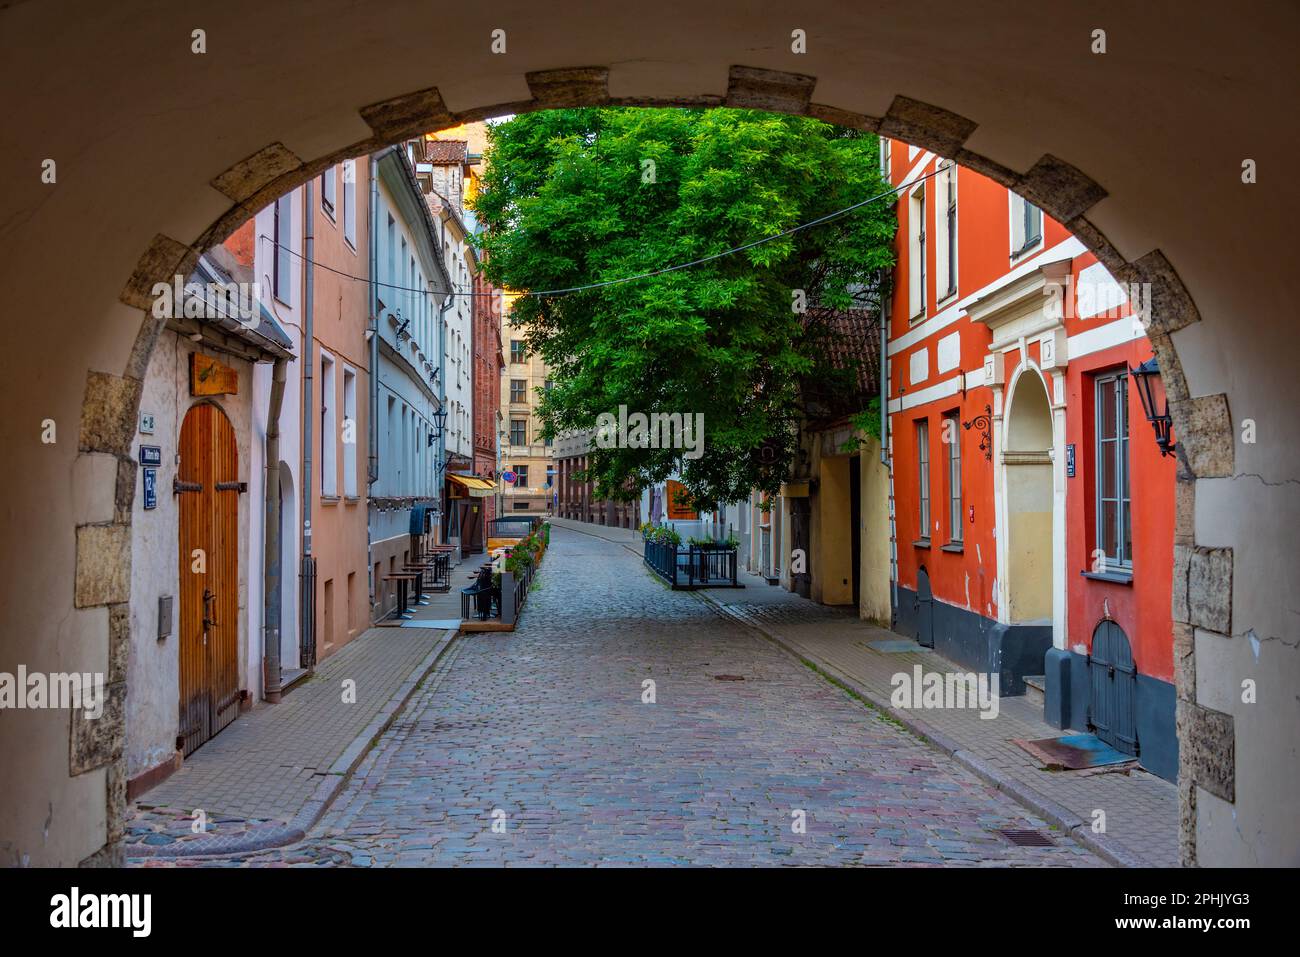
1022, 674, 1047, 708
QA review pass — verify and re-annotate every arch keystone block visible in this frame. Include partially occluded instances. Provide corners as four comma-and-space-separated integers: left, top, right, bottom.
526, 67, 610, 108
880, 95, 977, 159
359, 86, 455, 143
210, 142, 303, 202
1177, 700, 1235, 803
1018, 154, 1107, 222
725, 65, 817, 115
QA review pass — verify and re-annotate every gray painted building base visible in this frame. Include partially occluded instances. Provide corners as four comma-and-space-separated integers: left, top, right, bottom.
893, 586, 1052, 696
1043, 647, 1178, 783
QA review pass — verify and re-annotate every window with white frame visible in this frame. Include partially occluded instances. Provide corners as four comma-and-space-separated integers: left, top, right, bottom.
1010, 190, 1043, 258
879, 137, 892, 179
944, 411, 962, 543
935, 162, 958, 302
342, 160, 356, 248
342, 367, 357, 497
383, 215, 395, 311
273, 193, 292, 304
916, 419, 931, 540
321, 352, 337, 496
908, 184, 926, 320
1095, 371, 1131, 569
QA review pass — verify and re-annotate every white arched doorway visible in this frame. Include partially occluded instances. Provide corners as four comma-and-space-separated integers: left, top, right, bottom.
1002, 368, 1055, 626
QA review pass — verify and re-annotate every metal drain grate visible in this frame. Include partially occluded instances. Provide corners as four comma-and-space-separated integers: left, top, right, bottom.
714, 674, 745, 681
997, 828, 1056, 847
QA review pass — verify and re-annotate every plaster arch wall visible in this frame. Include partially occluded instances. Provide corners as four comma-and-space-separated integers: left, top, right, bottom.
1, 1, 1295, 866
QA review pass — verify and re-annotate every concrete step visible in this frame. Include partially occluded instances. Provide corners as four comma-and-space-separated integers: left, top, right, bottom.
1022, 674, 1047, 708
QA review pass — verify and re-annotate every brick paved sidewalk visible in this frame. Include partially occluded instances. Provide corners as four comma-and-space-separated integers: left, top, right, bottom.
127, 622, 457, 859
550, 516, 1177, 866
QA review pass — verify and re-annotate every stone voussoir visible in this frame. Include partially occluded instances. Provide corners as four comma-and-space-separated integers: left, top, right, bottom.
359, 85, 455, 144
1018, 154, 1107, 223
120, 234, 197, 311
880, 95, 977, 159
526, 67, 611, 108
75, 522, 132, 608
1171, 393, 1234, 479
69, 680, 125, 775
725, 65, 817, 115
1177, 700, 1235, 803
1188, 546, 1232, 635
209, 142, 304, 203
79, 371, 141, 456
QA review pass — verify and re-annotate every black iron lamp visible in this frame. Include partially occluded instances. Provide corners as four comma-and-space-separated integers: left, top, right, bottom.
1130, 357, 1175, 457
431, 406, 448, 441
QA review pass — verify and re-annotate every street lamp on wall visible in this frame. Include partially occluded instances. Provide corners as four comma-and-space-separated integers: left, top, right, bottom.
431, 406, 448, 441
1130, 357, 1175, 457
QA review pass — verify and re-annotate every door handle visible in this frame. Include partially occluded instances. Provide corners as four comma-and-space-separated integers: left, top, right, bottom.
202, 588, 218, 642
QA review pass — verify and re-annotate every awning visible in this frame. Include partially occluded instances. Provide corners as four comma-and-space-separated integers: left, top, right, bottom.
448, 474, 496, 498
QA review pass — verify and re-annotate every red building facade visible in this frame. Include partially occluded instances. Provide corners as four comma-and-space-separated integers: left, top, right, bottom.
882, 139, 1178, 780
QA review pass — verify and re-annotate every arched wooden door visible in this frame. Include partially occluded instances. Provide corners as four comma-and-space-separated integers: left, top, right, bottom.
1089, 619, 1138, 756
177, 403, 240, 756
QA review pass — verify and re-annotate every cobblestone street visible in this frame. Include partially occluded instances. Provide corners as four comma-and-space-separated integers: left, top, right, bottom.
235, 526, 1093, 867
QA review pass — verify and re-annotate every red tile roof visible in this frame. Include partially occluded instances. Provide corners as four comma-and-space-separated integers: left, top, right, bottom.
425, 139, 469, 165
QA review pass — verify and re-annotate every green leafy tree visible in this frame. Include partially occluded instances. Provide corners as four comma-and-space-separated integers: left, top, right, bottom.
473, 107, 895, 506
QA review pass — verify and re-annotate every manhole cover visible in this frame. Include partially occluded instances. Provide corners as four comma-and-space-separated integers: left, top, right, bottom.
996, 828, 1055, 847
714, 674, 745, 681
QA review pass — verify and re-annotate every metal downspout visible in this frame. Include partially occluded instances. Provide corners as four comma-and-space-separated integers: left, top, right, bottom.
368, 156, 380, 488
262, 356, 287, 704
299, 179, 316, 672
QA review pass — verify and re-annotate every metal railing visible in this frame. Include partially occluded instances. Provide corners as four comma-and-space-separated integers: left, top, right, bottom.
643, 539, 740, 589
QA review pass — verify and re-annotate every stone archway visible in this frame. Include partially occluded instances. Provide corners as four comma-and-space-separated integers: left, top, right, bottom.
3, 3, 1294, 867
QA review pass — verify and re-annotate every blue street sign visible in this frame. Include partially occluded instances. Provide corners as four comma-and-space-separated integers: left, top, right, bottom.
139, 445, 162, 467
142, 467, 157, 509
1066, 443, 1076, 478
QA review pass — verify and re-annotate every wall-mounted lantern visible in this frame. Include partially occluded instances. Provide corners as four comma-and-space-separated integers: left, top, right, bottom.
1130, 357, 1175, 457
431, 407, 448, 441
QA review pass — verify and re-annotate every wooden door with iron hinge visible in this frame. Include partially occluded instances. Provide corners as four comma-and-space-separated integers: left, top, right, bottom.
177, 402, 241, 757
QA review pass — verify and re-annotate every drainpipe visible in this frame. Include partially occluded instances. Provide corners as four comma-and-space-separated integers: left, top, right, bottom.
880, 272, 898, 624
368, 156, 380, 488
879, 276, 890, 466
299, 179, 316, 673
437, 289, 454, 540
262, 357, 287, 703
